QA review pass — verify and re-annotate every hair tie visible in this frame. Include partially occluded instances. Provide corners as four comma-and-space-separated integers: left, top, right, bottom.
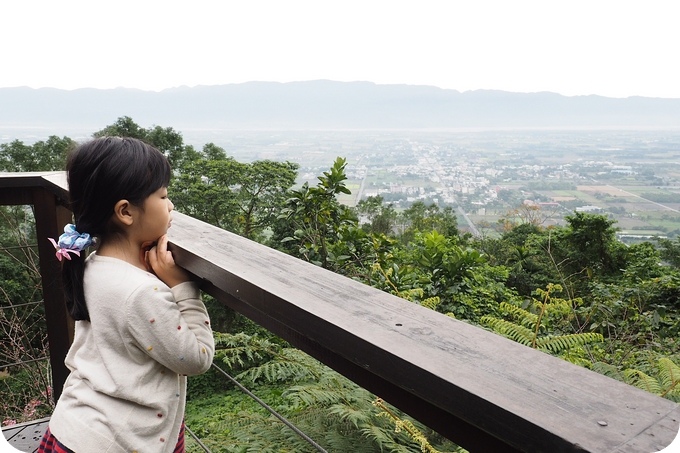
48, 224, 93, 261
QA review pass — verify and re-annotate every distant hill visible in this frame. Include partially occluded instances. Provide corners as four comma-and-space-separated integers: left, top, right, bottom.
2, 80, 680, 130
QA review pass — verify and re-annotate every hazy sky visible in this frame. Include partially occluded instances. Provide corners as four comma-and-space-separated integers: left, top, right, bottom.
2, 1, 678, 98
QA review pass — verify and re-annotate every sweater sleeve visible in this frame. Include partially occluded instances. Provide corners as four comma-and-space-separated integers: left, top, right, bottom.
125, 280, 214, 375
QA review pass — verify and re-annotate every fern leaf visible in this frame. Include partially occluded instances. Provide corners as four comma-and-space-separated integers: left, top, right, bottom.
624, 369, 663, 395
328, 403, 372, 428
498, 301, 538, 329
592, 362, 625, 382
285, 385, 348, 408
360, 424, 395, 450
234, 347, 322, 385
481, 316, 534, 346
657, 358, 680, 400
536, 333, 603, 354
420, 296, 441, 311
658, 358, 680, 390
214, 332, 281, 370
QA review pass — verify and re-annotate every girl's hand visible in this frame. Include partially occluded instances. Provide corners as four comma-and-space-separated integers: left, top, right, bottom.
145, 235, 191, 288
140, 241, 155, 272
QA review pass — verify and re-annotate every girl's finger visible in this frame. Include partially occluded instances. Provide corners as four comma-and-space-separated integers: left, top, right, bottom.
157, 235, 168, 254
139, 241, 155, 269
147, 246, 158, 267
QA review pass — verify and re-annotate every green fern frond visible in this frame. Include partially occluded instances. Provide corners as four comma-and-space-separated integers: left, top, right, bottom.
198, 331, 466, 452
559, 347, 596, 368
663, 388, 680, 402
592, 362, 626, 382
658, 358, 680, 391
481, 316, 534, 346
328, 403, 372, 428
236, 358, 310, 384
498, 302, 538, 329
214, 332, 281, 370
420, 296, 441, 310
288, 406, 329, 426
285, 385, 349, 408
624, 369, 663, 395
601, 358, 680, 402
320, 428, 378, 453
360, 424, 392, 448
536, 332, 603, 354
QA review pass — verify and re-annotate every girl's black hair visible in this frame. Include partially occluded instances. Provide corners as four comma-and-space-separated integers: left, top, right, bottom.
63, 137, 171, 321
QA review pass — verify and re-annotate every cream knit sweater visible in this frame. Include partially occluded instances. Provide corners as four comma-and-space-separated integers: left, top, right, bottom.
49, 253, 214, 453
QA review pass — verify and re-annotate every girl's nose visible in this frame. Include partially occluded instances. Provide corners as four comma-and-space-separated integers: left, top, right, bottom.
168, 199, 174, 211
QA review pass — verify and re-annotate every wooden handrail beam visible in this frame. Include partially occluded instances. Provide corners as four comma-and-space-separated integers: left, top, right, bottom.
1, 172, 678, 452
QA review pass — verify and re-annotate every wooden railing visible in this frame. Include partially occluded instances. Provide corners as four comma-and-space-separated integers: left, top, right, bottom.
1, 172, 679, 453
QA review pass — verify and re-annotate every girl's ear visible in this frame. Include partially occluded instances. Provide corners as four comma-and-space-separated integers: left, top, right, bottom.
112, 199, 135, 226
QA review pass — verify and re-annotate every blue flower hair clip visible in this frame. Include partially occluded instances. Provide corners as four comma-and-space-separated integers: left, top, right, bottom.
48, 224, 93, 261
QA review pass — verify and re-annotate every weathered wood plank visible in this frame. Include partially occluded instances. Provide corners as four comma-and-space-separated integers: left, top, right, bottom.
612, 405, 680, 452
168, 211, 680, 453
2, 417, 50, 452
0, 172, 69, 207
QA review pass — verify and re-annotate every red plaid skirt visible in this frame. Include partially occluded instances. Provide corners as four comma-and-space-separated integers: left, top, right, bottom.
38, 422, 185, 452
37, 428, 72, 453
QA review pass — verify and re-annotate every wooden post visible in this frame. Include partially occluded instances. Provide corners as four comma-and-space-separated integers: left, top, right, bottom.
31, 187, 73, 402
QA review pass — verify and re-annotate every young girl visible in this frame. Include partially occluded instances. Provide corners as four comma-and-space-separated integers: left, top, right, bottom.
39, 136, 214, 453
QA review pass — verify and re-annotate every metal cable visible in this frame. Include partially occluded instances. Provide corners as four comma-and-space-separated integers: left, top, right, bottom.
0, 357, 48, 368
0, 300, 43, 310
210, 362, 328, 453
0, 244, 38, 252
185, 425, 213, 453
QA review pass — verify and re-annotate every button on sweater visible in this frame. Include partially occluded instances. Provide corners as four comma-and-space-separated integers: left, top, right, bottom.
49, 253, 215, 453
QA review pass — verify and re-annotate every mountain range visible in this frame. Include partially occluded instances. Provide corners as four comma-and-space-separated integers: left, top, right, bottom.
2, 80, 680, 130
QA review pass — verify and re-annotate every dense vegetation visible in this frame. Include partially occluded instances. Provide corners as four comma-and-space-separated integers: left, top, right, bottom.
1, 118, 679, 452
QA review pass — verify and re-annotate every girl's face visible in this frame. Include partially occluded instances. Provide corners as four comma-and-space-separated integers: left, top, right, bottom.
138, 186, 174, 243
